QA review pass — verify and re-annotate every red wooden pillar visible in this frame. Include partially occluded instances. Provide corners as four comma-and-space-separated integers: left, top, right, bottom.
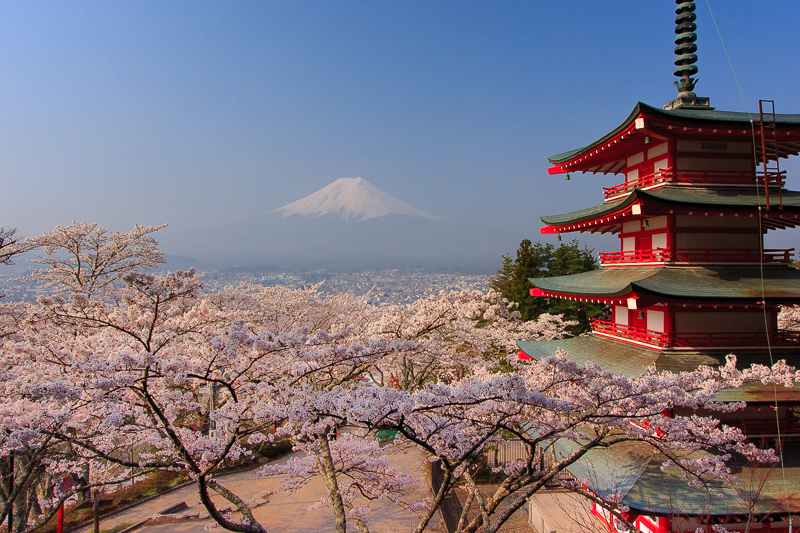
57, 504, 64, 533
664, 303, 675, 343
666, 214, 676, 251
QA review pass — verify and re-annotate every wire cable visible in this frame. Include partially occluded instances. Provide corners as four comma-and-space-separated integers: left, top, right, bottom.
704, 0, 788, 505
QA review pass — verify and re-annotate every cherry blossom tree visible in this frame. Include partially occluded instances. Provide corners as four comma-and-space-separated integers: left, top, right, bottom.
778, 305, 800, 332
1, 222, 172, 531
0, 226, 33, 339
260, 435, 424, 533
289, 352, 796, 533
365, 289, 572, 390
5, 286, 799, 533
0, 227, 25, 268
3, 221, 800, 533
24, 221, 167, 297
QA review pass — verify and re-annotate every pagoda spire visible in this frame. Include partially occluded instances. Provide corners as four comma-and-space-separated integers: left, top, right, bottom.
664, 1, 713, 110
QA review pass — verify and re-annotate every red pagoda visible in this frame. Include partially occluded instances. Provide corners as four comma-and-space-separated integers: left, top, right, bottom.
520, 2, 800, 532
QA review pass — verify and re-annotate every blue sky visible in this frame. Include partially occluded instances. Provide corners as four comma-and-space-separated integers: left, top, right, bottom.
2, 1, 800, 266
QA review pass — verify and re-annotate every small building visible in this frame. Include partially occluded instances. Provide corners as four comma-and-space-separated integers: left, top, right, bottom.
519, 2, 800, 531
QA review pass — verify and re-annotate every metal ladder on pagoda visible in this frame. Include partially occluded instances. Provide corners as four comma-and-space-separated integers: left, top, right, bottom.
758, 99, 784, 210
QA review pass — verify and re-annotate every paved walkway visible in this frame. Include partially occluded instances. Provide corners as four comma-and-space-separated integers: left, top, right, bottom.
527, 491, 605, 533
80, 443, 444, 533
454, 484, 534, 533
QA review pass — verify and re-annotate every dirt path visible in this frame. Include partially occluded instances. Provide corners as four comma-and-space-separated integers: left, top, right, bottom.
79, 443, 444, 533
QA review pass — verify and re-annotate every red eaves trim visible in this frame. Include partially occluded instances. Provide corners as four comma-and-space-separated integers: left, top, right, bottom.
554, 116, 642, 172
540, 226, 561, 235
530, 288, 632, 305
517, 350, 533, 361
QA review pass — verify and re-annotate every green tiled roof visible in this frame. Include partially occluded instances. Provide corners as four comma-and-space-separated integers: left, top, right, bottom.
548, 102, 800, 165
540, 196, 632, 226
530, 266, 800, 300
541, 187, 800, 227
554, 438, 800, 516
518, 336, 724, 375
519, 336, 661, 375
516, 335, 800, 402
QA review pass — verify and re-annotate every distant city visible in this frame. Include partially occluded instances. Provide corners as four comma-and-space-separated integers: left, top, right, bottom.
198, 269, 489, 305
0, 268, 490, 305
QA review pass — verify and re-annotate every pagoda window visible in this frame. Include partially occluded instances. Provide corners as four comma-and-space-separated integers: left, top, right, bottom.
676, 140, 753, 155
676, 156, 753, 173
622, 236, 635, 252
675, 140, 755, 174
647, 141, 668, 160
675, 216, 761, 251
651, 233, 667, 249
622, 221, 641, 233
675, 231, 760, 251
652, 157, 668, 174
625, 152, 645, 183
614, 305, 628, 326
676, 215, 759, 229
646, 309, 665, 333
675, 232, 760, 250
674, 311, 774, 334
627, 152, 645, 167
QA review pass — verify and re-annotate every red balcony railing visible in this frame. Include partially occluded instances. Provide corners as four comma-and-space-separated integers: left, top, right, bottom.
598, 248, 794, 265
591, 319, 669, 347
603, 168, 786, 200
591, 319, 800, 348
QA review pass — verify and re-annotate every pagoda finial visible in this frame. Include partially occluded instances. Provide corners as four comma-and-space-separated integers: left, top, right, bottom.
673, 1, 698, 94
664, 1, 713, 110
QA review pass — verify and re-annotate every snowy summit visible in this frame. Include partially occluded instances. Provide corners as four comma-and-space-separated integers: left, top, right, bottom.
274, 177, 440, 222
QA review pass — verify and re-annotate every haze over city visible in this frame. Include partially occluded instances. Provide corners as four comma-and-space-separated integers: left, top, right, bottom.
3, 1, 800, 270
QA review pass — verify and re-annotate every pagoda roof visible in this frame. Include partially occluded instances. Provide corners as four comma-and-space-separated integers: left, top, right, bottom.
519, 335, 713, 374
552, 437, 800, 517
530, 266, 800, 302
517, 335, 800, 403
547, 102, 800, 174
540, 186, 800, 233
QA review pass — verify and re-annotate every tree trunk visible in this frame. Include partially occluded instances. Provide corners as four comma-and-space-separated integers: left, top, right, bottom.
317, 435, 347, 533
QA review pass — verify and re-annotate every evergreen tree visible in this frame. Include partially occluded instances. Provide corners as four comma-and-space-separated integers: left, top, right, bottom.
489, 239, 604, 331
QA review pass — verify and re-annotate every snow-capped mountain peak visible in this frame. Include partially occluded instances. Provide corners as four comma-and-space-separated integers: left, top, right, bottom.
274, 177, 440, 222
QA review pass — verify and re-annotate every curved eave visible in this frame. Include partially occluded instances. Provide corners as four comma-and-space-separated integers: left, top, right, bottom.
536, 429, 800, 517
547, 102, 800, 174
529, 267, 800, 301
540, 187, 800, 234
516, 337, 800, 402
547, 104, 644, 174
540, 193, 634, 232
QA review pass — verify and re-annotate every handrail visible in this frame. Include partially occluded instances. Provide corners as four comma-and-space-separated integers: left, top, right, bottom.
599, 248, 794, 265
591, 319, 800, 348
603, 168, 786, 200
591, 319, 669, 346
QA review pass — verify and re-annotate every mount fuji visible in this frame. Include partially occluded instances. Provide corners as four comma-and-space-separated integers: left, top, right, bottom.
164, 177, 500, 271
274, 177, 440, 222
